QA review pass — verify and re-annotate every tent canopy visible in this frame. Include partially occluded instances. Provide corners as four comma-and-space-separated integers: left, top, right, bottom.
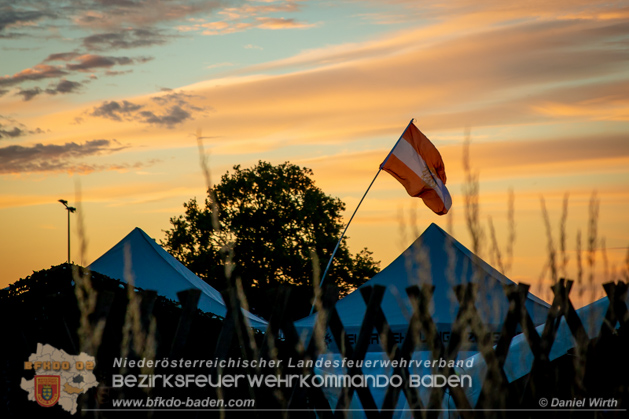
88, 227, 268, 330
455, 294, 623, 408
295, 223, 549, 351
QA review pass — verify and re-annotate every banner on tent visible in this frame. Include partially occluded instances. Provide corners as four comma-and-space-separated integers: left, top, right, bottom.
299, 323, 504, 352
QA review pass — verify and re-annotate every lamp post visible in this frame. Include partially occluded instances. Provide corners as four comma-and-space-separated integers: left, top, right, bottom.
58, 199, 76, 263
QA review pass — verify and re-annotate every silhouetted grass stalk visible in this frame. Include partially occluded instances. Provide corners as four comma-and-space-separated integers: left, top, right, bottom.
559, 193, 570, 279
462, 129, 483, 258
577, 230, 583, 300
587, 192, 599, 299
72, 181, 105, 356
196, 130, 265, 417
540, 197, 558, 285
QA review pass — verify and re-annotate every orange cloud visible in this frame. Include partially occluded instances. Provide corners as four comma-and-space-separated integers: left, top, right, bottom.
255, 17, 317, 29
9, 9, 626, 161
176, 0, 313, 36
381, 0, 629, 22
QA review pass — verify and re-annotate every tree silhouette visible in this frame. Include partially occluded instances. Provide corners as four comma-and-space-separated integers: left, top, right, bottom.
162, 161, 380, 319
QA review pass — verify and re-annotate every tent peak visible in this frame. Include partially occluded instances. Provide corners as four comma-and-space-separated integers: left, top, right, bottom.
424, 222, 446, 234
130, 226, 150, 237
88, 226, 268, 329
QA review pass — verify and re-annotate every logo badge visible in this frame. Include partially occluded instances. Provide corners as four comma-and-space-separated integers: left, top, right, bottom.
35, 375, 60, 407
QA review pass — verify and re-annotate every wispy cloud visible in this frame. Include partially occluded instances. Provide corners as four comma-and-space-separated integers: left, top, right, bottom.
0, 0, 224, 100
15, 79, 83, 101
219, 1, 301, 20
90, 100, 144, 121
0, 139, 135, 174
292, 133, 629, 200
65, 54, 149, 71
0, 0, 314, 103
88, 90, 207, 128
104, 69, 134, 77
439, 134, 629, 181
0, 125, 25, 139
0, 116, 45, 139
44, 52, 82, 62
52, 79, 83, 94
71, 0, 225, 30
0, 64, 68, 88
150, 90, 204, 109
82, 28, 171, 51
0, 8, 56, 32
19, 0, 618, 152
362, 0, 629, 23
0, 0, 225, 36
1, 53, 149, 100
177, 0, 316, 35
15, 87, 44, 102
255, 16, 316, 29
137, 106, 192, 127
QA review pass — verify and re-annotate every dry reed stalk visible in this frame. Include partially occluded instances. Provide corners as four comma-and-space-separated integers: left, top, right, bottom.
601, 238, 609, 285
462, 128, 483, 258
488, 216, 505, 274
398, 206, 415, 314
505, 188, 516, 276
72, 181, 105, 356
308, 249, 329, 356
462, 130, 502, 327
397, 204, 429, 325
445, 212, 458, 322
413, 238, 432, 316
196, 128, 220, 233
577, 230, 583, 300
559, 193, 569, 279
540, 196, 558, 285
120, 244, 138, 360
444, 207, 459, 333
587, 192, 599, 298
197, 130, 276, 418
625, 246, 629, 282
536, 261, 550, 302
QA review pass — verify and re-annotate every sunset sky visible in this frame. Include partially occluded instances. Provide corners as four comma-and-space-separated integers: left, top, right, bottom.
1, 0, 628, 307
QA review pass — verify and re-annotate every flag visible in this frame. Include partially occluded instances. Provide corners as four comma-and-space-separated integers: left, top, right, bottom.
381, 121, 452, 215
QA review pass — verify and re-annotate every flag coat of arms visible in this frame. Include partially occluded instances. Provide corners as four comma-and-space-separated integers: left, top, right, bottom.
381, 121, 452, 215
35, 375, 60, 408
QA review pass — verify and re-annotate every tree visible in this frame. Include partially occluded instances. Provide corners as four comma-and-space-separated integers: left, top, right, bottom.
161, 161, 380, 319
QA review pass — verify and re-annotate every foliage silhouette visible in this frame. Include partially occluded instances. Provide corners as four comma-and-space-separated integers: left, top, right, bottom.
162, 160, 380, 319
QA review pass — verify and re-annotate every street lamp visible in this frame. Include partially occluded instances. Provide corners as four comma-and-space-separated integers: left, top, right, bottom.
58, 199, 76, 263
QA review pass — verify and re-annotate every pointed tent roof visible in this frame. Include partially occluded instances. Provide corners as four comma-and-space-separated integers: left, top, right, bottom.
88, 227, 268, 330
295, 223, 549, 346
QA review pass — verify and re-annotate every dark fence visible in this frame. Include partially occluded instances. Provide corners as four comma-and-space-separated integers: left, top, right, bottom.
1, 264, 627, 418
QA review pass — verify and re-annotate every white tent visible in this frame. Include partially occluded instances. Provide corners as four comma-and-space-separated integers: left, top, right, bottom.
295, 223, 550, 352
455, 294, 624, 408
293, 223, 551, 415
88, 227, 268, 330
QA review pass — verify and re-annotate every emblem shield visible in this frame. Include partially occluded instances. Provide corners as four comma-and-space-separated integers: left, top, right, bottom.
35, 375, 60, 407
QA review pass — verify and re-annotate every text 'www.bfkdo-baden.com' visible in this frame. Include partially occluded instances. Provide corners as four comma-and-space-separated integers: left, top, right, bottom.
107, 396, 255, 410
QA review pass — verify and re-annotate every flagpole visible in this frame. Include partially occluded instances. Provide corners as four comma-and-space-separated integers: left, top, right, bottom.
309, 118, 414, 315
381, 118, 414, 168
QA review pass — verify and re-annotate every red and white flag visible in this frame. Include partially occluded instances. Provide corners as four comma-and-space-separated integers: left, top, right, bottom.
381, 121, 452, 215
